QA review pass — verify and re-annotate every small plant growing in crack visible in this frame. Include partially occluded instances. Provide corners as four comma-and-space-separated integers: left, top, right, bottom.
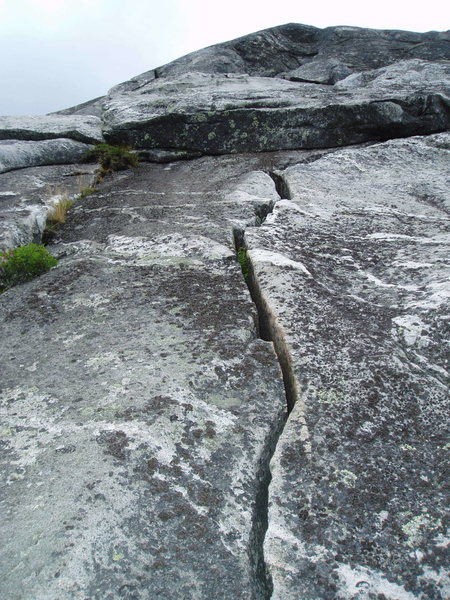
42, 198, 74, 244
0, 244, 57, 292
237, 247, 250, 281
79, 186, 96, 197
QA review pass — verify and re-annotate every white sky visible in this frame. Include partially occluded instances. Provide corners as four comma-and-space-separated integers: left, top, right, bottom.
0, 0, 448, 115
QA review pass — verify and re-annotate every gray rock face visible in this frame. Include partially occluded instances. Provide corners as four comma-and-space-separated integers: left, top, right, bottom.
152, 24, 450, 80
50, 96, 106, 117
0, 21, 449, 600
0, 155, 292, 600
101, 23, 450, 155
103, 59, 450, 153
0, 163, 97, 250
0, 114, 104, 144
243, 133, 450, 599
0, 138, 92, 174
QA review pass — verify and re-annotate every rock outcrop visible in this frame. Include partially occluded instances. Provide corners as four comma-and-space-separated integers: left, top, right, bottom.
0, 163, 96, 249
102, 59, 450, 153
0, 22, 449, 600
0, 138, 93, 175
0, 115, 104, 145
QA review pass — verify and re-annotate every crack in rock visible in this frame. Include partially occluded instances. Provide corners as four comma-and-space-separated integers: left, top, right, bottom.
232, 170, 311, 598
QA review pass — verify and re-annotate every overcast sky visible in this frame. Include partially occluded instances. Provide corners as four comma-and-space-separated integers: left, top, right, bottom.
0, 0, 448, 115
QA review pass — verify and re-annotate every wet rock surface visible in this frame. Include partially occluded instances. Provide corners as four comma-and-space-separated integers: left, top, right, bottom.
244, 133, 450, 599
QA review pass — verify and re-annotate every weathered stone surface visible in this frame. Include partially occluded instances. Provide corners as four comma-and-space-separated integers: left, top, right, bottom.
282, 58, 353, 84
153, 24, 450, 80
1, 21, 449, 600
0, 163, 97, 250
243, 133, 450, 599
50, 96, 106, 117
0, 138, 92, 174
103, 60, 450, 153
0, 115, 103, 144
0, 154, 294, 600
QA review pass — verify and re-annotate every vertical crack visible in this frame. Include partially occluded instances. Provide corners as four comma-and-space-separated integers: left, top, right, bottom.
234, 227, 300, 414
233, 169, 305, 598
233, 222, 302, 599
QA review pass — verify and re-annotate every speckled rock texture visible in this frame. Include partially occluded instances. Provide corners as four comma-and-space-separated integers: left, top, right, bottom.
102, 59, 450, 153
0, 22, 449, 600
0, 154, 300, 600
0, 163, 97, 250
244, 133, 450, 599
0, 138, 93, 175
101, 24, 450, 154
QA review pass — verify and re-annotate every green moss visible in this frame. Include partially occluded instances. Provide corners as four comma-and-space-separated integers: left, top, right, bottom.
0, 244, 57, 292
237, 247, 250, 280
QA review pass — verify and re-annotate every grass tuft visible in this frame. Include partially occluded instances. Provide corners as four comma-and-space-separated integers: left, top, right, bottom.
0, 244, 57, 292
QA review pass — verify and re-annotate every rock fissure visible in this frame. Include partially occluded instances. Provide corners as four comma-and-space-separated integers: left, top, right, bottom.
233, 200, 305, 598
268, 170, 292, 200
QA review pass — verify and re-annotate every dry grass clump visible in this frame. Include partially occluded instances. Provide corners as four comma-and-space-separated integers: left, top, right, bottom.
42, 198, 74, 244
46, 198, 74, 226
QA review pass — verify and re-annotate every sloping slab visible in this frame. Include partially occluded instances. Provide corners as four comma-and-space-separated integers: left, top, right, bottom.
103, 60, 450, 153
245, 133, 450, 599
112, 23, 450, 82
0, 156, 287, 599
0, 115, 104, 144
0, 138, 92, 174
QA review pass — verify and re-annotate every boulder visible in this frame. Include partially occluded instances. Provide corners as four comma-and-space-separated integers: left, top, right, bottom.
244, 132, 450, 599
0, 114, 104, 144
103, 60, 450, 153
0, 139, 93, 174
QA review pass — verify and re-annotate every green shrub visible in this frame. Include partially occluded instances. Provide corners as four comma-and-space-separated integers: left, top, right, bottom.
0, 244, 57, 291
82, 143, 138, 172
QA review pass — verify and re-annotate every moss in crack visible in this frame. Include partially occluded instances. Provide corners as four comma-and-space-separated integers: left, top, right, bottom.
237, 247, 250, 281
